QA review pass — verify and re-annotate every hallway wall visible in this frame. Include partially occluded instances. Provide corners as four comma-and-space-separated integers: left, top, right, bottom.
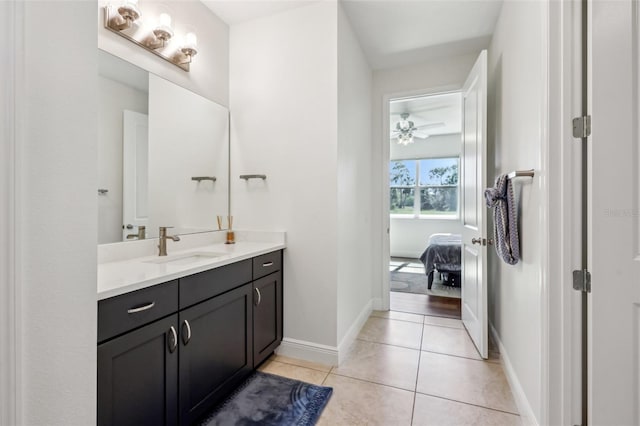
16, 2, 98, 424
229, 2, 340, 353
487, 1, 547, 423
337, 5, 374, 348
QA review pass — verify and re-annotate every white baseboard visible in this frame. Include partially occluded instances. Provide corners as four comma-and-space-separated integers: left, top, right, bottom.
337, 299, 373, 364
372, 297, 383, 311
276, 299, 374, 367
390, 252, 420, 259
490, 324, 538, 426
276, 338, 339, 366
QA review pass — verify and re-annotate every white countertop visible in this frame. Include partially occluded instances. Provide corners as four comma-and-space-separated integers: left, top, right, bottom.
98, 231, 285, 300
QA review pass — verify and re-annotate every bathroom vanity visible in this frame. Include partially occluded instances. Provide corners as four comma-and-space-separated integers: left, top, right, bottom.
95, 45, 282, 425
97, 235, 284, 425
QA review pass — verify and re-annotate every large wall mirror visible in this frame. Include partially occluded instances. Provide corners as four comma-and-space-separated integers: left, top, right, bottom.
98, 49, 229, 244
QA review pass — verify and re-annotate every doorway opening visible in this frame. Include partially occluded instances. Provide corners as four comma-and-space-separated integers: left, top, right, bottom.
388, 92, 463, 320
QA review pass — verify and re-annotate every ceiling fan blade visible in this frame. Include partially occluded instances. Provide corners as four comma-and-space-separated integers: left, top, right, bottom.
414, 122, 445, 130
390, 105, 452, 117
413, 132, 430, 139
410, 104, 454, 113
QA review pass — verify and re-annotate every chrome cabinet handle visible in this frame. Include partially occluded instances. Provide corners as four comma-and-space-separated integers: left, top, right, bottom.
254, 287, 262, 306
168, 326, 177, 353
262, 261, 274, 267
127, 301, 155, 314
181, 320, 191, 345
471, 238, 482, 245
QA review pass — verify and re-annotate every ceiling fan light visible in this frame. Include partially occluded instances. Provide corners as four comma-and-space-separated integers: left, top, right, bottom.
397, 133, 414, 145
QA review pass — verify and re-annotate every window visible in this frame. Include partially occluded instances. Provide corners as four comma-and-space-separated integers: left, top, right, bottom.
389, 157, 459, 218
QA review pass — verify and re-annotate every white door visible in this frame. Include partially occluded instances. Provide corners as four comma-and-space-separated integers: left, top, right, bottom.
589, 1, 640, 423
122, 110, 149, 240
460, 50, 488, 359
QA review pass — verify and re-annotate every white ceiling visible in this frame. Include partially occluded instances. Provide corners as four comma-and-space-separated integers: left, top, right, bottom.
201, 0, 319, 25
390, 92, 461, 139
202, 0, 503, 70
341, 0, 503, 69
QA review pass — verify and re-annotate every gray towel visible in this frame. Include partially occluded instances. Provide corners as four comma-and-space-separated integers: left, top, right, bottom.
484, 174, 520, 265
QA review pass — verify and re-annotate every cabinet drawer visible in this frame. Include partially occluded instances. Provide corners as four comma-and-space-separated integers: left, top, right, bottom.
252, 251, 281, 280
98, 280, 179, 343
179, 259, 252, 309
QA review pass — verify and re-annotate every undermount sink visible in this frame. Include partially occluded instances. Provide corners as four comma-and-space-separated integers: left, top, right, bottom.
144, 251, 225, 266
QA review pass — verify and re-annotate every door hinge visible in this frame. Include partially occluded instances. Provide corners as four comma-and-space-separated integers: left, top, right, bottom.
573, 115, 591, 138
573, 269, 591, 293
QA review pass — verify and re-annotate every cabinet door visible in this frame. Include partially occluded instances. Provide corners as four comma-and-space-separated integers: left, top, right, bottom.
97, 314, 178, 426
253, 272, 283, 367
178, 283, 253, 425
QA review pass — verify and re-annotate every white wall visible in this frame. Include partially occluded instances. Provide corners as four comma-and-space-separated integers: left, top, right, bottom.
98, 0, 229, 106
230, 2, 339, 349
391, 219, 462, 259
487, 1, 546, 423
98, 76, 148, 244
390, 133, 464, 258
336, 6, 373, 347
372, 54, 478, 302
17, 2, 98, 424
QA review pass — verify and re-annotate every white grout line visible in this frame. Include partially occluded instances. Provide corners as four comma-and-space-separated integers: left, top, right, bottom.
271, 358, 333, 374
354, 337, 422, 352
327, 371, 416, 394
411, 318, 426, 426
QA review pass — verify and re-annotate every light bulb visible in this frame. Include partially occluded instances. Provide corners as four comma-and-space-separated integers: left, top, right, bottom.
153, 11, 174, 43
159, 13, 171, 28
185, 32, 197, 49
122, 0, 138, 8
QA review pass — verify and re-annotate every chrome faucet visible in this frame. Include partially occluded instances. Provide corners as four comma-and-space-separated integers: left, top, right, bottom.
158, 226, 180, 256
126, 225, 146, 240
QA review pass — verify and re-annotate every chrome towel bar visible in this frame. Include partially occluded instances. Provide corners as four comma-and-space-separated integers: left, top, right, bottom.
240, 174, 267, 180
507, 169, 535, 179
191, 176, 217, 182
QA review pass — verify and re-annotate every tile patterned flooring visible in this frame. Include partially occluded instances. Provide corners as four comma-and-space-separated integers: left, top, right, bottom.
258, 311, 521, 425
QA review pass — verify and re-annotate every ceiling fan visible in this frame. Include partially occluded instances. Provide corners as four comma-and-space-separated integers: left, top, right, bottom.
391, 113, 444, 145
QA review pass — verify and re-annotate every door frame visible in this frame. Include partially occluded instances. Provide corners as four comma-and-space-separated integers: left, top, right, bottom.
1, 1, 20, 424
546, 0, 585, 424
380, 84, 464, 311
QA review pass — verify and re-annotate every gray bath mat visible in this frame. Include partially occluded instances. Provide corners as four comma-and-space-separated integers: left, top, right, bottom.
199, 371, 332, 426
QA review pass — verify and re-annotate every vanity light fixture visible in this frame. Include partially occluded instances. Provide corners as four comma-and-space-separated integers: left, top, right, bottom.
180, 32, 198, 63
104, 2, 197, 72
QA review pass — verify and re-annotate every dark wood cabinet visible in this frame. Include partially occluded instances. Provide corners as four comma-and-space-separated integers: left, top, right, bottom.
253, 272, 282, 367
178, 283, 253, 425
97, 250, 283, 426
97, 314, 178, 426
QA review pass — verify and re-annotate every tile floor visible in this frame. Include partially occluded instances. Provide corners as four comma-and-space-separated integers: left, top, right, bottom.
258, 311, 521, 425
